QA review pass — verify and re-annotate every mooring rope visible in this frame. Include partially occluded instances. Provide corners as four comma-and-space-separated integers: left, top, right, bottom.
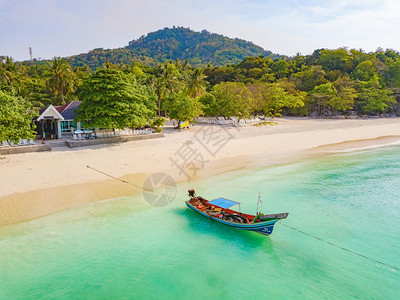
278, 222, 400, 272
87, 165, 130, 183
86, 165, 160, 195
87, 165, 400, 272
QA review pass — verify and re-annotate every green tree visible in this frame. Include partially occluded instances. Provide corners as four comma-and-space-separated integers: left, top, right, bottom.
75, 68, 155, 129
163, 92, 203, 126
276, 79, 307, 106
309, 79, 357, 115
292, 65, 328, 91
186, 67, 207, 98
154, 61, 185, 116
352, 60, 378, 81
199, 93, 218, 116
247, 82, 304, 117
0, 91, 37, 142
357, 87, 395, 114
0, 56, 25, 93
318, 48, 354, 73
309, 83, 336, 115
272, 60, 290, 79
330, 77, 357, 112
248, 68, 264, 80
384, 61, 400, 88
45, 57, 75, 104
210, 82, 252, 119
19, 78, 53, 110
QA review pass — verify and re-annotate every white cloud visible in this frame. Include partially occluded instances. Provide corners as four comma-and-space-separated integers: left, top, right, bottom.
1, 0, 400, 61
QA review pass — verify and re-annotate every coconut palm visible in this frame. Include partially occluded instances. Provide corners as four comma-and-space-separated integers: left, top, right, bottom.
45, 57, 75, 104
0, 57, 10, 86
0, 56, 24, 93
154, 62, 183, 116
186, 67, 207, 98
155, 76, 167, 116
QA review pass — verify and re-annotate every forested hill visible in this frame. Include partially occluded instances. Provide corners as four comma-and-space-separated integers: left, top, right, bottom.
67, 27, 278, 69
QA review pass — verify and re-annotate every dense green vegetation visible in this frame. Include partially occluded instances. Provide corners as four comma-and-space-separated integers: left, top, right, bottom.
2, 32, 400, 141
0, 90, 37, 142
66, 27, 278, 69
75, 67, 156, 129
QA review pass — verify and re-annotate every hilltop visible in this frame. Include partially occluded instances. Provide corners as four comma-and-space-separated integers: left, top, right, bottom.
67, 27, 278, 69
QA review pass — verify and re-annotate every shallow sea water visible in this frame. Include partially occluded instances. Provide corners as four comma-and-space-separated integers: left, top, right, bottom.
1, 146, 399, 299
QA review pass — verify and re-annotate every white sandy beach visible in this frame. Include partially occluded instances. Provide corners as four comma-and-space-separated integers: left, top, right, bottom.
1, 117, 400, 226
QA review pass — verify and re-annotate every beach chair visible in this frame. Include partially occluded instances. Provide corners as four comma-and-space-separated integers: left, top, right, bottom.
1, 141, 10, 147
29, 139, 36, 145
17, 139, 29, 146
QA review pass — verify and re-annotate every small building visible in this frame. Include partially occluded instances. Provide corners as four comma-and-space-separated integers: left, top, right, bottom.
34, 101, 82, 139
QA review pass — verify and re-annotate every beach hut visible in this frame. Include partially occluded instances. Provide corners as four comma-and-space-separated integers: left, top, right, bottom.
33, 105, 64, 139
34, 101, 82, 139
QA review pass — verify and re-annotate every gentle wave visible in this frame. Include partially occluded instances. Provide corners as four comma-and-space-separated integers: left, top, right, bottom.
322, 140, 400, 153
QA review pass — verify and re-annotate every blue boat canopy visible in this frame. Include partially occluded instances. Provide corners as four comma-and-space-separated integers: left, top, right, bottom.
208, 197, 241, 209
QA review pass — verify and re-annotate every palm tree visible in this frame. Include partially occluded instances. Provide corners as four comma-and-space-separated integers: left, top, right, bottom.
0, 57, 10, 86
0, 56, 23, 93
45, 57, 75, 104
186, 67, 207, 98
161, 62, 181, 95
154, 62, 183, 116
155, 76, 167, 116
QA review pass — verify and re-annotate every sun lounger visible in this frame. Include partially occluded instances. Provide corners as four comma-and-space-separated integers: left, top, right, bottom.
1, 141, 10, 147
29, 139, 36, 145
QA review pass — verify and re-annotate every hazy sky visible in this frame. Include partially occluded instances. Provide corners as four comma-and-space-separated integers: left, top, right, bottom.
1, 0, 399, 61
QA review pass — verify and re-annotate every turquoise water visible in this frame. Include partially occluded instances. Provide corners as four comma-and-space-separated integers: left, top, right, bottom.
1, 146, 400, 299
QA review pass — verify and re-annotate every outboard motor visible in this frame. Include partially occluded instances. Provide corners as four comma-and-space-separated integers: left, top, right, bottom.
188, 189, 196, 199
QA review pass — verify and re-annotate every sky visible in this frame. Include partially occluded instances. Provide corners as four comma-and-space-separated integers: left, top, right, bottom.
1, 0, 399, 61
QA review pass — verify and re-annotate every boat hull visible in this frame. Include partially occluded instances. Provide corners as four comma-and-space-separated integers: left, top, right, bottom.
185, 201, 278, 236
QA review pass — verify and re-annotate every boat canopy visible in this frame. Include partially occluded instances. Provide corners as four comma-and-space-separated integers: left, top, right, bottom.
208, 197, 241, 209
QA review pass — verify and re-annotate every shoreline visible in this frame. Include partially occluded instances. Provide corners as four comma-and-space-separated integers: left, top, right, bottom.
1, 118, 400, 226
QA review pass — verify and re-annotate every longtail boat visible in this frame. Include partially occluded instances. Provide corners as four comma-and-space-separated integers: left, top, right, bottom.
185, 189, 289, 236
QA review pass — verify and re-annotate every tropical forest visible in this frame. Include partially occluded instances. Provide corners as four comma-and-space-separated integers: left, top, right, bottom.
1, 27, 400, 142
